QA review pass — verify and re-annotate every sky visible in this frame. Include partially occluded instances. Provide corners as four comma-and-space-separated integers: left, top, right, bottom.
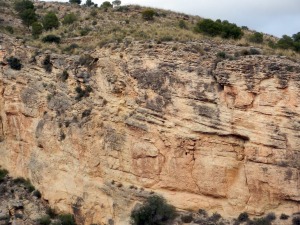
43, 0, 300, 37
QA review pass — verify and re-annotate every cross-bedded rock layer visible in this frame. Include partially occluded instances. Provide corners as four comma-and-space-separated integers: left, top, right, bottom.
0, 34, 299, 224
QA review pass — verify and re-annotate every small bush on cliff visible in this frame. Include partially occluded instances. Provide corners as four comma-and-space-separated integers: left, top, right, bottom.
62, 13, 77, 25
7, 57, 22, 70
249, 32, 264, 43
13, 177, 35, 192
293, 217, 300, 225
130, 195, 176, 225
37, 215, 51, 225
43, 55, 52, 73
32, 22, 43, 38
142, 9, 155, 21
265, 213, 276, 221
0, 168, 8, 182
42, 35, 61, 44
58, 214, 76, 225
280, 214, 289, 220
42, 12, 59, 31
195, 19, 243, 39
238, 212, 249, 222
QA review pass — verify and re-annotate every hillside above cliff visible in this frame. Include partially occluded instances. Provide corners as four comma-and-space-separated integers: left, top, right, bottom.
0, 1, 300, 225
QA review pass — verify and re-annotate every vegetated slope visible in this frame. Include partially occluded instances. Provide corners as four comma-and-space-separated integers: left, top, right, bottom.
0, 1, 300, 225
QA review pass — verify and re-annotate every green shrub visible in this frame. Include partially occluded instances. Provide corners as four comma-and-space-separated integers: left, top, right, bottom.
249, 48, 261, 55
58, 214, 76, 225
5, 26, 14, 34
85, 0, 94, 6
59, 70, 69, 81
90, 10, 97, 17
62, 13, 77, 25
181, 214, 193, 223
33, 190, 42, 198
46, 207, 57, 219
159, 36, 173, 42
265, 213, 276, 221
198, 209, 208, 217
75, 85, 92, 100
142, 9, 155, 21
178, 20, 187, 29
238, 212, 249, 222
7, 57, 22, 70
209, 213, 222, 222
252, 217, 271, 225
43, 55, 52, 73
0, 169, 8, 182
293, 217, 300, 225
20, 8, 37, 27
195, 19, 243, 39
80, 27, 91, 36
277, 35, 294, 50
42, 35, 61, 44
13, 177, 35, 192
249, 32, 264, 43
69, 0, 81, 4
100, 1, 112, 10
64, 43, 79, 53
195, 19, 222, 37
37, 215, 51, 225
14, 0, 34, 13
220, 20, 243, 39
112, 0, 121, 7
78, 54, 94, 66
280, 214, 289, 220
14, 0, 37, 26
130, 195, 176, 225
43, 12, 59, 31
217, 51, 227, 59
31, 22, 43, 38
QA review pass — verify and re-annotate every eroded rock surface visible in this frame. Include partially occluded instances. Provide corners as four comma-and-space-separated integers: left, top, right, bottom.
0, 34, 299, 224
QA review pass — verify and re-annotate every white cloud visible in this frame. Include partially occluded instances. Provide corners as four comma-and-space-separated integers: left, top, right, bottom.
42, 0, 300, 37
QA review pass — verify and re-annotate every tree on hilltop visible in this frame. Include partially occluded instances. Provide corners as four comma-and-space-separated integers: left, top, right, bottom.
42, 12, 59, 30
69, 0, 81, 4
112, 0, 121, 7
100, 1, 113, 10
85, 0, 94, 6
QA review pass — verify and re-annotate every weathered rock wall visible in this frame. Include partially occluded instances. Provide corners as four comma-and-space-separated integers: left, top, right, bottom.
0, 34, 299, 224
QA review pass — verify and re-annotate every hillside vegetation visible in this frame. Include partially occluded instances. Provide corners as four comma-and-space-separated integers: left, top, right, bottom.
0, 0, 299, 59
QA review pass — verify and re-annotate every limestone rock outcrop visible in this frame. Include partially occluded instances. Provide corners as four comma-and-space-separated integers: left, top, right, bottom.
0, 33, 299, 224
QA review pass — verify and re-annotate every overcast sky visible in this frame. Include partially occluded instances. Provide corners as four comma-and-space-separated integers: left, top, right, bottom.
43, 0, 300, 37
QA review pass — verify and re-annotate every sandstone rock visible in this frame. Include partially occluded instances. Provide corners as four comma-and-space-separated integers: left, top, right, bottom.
0, 35, 299, 225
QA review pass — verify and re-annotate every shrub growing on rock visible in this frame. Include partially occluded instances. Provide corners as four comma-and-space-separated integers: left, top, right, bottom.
42, 12, 59, 30
100, 1, 112, 10
43, 55, 52, 73
195, 19, 243, 39
7, 57, 22, 70
293, 217, 300, 225
130, 195, 176, 225
37, 215, 51, 225
249, 32, 264, 43
69, 0, 81, 4
265, 213, 276, 221
237, 212, 249, 222
42, 35, 61, 44
32, 22, 43, 38
142, 9, 155, 21
280, 214, 289, 220
58, 214, 76, 225
0, 169, 8, 182
62, 13, 77, 25
13, 177, 35, 192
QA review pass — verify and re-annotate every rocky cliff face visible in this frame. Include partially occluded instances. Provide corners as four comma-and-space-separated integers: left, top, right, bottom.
0, 33, 299, 224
